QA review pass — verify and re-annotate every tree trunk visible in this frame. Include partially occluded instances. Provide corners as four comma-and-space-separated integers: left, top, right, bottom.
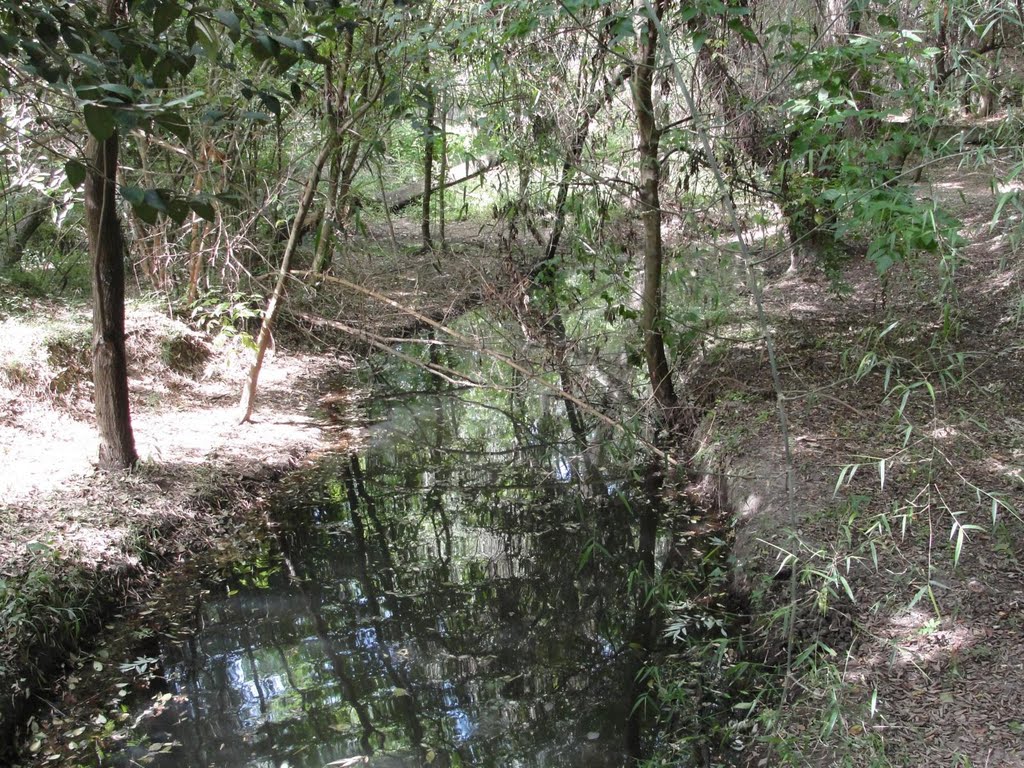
1, 193, 51, 269
185, 215, 208, 302
335, 139, 362, 232
239, 139, 334, 423
633, 1, 676, 415
540, 64, 632, 279
438, 91, 448, 250
312, 146, 342, 275
421, 66, 436, 250
85, 130, 138, 470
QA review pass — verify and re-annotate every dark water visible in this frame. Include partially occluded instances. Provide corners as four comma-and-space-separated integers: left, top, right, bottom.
123, 366, 670, 768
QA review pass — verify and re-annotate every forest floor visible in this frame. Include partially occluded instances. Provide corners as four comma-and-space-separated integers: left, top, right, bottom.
694, 155, 1024, 766
0, 226, 504, 758
2, 158, 1023, 767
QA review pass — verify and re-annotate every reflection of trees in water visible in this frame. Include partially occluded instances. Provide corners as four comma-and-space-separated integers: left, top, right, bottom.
144, 377, 671, 768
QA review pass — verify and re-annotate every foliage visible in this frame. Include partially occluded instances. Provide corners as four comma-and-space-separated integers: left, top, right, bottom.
184, 290, 264, 349
3, 0, 1024, 763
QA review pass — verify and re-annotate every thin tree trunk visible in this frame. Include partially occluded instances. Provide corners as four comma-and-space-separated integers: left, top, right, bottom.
312, 147, 341, 275
541, 64, 633, 277
634, 0, 676, 415
185, 215, 208, 302
1, 194, 50, 269
421, 64, 436, 250
376, 159, 400, 250
335, 138, 362, 232
239, 140, 334, 423
86, 129, 138, 469
438, 90, 447, 250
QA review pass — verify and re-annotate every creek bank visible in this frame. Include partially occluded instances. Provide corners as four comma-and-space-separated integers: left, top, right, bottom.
2, 460, 303, 762
0, 303, 350, 762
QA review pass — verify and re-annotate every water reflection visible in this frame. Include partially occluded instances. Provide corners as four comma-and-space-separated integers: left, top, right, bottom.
129, 366, 665, 768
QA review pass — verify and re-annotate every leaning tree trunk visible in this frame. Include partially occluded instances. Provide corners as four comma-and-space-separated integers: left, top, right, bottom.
633, 1, 677, 416
239, 139, 334, 423
1, 193, 51, 269
85, 130, 138, 469
540, 63, 632, 280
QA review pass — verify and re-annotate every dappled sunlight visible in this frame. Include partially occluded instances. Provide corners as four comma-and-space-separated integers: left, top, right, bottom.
994, 180, 1024, 195
929, 425, 959, 440
983, 456, 1024, 486
874, 608, 981, 672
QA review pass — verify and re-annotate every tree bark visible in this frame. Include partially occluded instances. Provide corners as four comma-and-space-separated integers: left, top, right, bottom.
1, 193, 51, 269
438, 90, 448, 249
421, 70, 436, 250
540, 64, 632, 278
239, 139, 335, 423
312, 146, 342, 275
85, 129, 138, 469
633, 1, 677, 415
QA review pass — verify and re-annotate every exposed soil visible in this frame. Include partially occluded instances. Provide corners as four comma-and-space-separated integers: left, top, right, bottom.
0, 230, 506, 760
3, 159, 1024, 767
694, 155, 1024, 766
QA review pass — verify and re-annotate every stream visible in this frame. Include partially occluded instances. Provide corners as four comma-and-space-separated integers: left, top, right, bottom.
97, 342, 693, 768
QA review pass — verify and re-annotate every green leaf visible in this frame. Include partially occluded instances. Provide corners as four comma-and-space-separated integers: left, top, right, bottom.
153, 57, 176, 87
83, 104, 116, 141
877, 13, 898, 30
166, 197, 189, 224
36, 18, 61, 48
71, 52, 105, 75
61, 24, 86, 53
123, 186, 159, 224
153, 2, 182, 36
190, 17, 219, 56
65, 160, 87, 189
99, 29, 123, 51
178, 53, 197, 77
257, 92, 281, 116
189, 195, 216, 222
164, 90, 205, 108
213, 10, 241, 42
139, 43, 159, 70
155, 112, 189, 143
99, 83, 135, 101
251, 33, 278, 62
728, 18, 759, 45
